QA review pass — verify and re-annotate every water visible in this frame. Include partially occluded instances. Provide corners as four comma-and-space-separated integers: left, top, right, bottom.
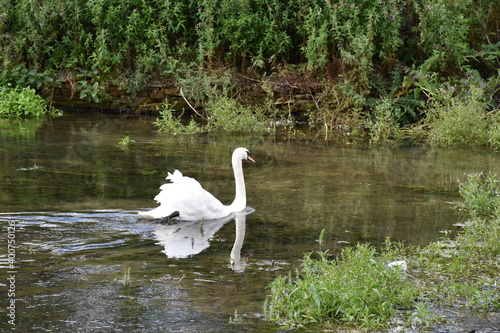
1, 114, 500, 332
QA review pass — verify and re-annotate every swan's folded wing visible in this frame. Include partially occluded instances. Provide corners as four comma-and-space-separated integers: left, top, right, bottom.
154, 173, 230, 220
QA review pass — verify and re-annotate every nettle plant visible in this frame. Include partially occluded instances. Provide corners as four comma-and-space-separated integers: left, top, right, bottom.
301, 0, 404, 70
413, 0, 473, 72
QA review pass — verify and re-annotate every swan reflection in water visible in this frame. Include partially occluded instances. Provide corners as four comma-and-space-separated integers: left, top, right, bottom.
152, 208, 253, 272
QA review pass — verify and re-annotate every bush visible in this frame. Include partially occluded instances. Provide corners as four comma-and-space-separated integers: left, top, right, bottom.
205, 96, 269, 134
425, 84, 496, 147
0, 85, 55, 117
458, 172, 500, 217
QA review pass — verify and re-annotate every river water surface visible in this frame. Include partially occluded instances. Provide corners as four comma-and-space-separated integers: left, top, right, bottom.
1, 113, 500, 332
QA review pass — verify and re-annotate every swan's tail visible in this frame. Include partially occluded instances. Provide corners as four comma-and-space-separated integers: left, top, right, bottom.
166, 170, 183, 182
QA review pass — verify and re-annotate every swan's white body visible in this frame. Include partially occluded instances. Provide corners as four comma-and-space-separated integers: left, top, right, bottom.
138, 147, 254, 221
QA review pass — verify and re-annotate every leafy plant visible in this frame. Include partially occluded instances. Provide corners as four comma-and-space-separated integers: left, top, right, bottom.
265, 242, 419, 329
153, 101, 201, 135
0, 85, 56, 117
425, 84, 495, 147
1, 65, 53, 89
458, 172, 500, 217
117, 135, 135, 147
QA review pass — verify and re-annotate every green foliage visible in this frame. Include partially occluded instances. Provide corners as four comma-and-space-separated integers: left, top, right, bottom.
458, 172, 500, 217
425, 84, 498, 147
365, 97, 402, 144
301, 0, 403, 70
153, 101, 201, 136
76, 77, 109, 103
205, 96, 269, 134
413, 0, 474, 72
0, 85, 55, 117
2, 0, 496, 77
1, 0, 498, 142
117, 135, 135, 148
0, 65, 54, 89
265, 243, 419, 329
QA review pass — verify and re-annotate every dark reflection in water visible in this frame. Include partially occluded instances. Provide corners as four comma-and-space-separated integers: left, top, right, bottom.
1, 113, 500, 332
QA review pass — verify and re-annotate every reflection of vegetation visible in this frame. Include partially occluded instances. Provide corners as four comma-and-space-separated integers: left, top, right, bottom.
0, 118, 45, 139
265, 173, 500, 330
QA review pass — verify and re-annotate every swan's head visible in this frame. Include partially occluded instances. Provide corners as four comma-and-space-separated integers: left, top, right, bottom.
233, 147, 256, 163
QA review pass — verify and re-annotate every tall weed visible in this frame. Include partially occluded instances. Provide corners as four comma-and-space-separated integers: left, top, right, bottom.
425, 84, 495, 147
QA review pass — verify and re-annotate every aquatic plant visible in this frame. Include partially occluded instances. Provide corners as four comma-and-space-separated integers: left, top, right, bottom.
117, 136, 135, 148
153, 101, 201, 135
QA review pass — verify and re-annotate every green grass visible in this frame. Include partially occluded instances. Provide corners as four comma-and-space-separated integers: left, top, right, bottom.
265, 242, 419, 330
425, 84, 499, 148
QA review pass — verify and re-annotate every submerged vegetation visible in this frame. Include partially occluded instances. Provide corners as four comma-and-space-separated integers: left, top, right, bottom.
0, 0, 499, 142
264, 173, 500, 330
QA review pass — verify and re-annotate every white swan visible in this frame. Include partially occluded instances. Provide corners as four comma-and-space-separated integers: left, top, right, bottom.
138, 147, 255, 221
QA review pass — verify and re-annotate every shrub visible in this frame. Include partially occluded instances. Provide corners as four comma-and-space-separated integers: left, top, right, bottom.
0, 85, 55, 117
205, 96, 269, 134
425, 84, 493, 147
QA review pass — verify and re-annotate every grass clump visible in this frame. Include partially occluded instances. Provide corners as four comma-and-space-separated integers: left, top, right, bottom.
265, 243, 419, 330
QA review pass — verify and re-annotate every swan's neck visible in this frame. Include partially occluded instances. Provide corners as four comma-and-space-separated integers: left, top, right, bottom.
229, 156, 246, 212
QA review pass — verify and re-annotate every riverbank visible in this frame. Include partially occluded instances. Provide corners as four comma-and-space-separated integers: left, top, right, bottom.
42, 71, 319, 116
265, 173, 500, 331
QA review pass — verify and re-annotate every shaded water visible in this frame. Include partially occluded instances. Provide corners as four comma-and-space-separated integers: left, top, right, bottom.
1, 114, 500, 332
